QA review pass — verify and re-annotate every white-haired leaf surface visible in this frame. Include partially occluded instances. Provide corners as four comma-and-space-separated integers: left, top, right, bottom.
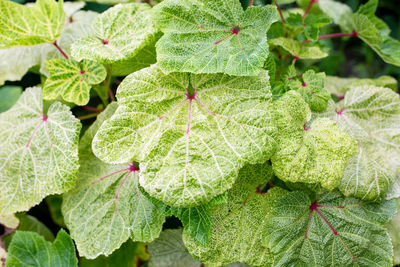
183, 164, 278, 267
320, 85, 400, 201
271, 91, 357, 191
62, 103, 165, 259
0, 0, 65, 48
92, 65, 277, 207
153, 0, 279, 76
0, 87, 81, 215
264, 190, 396, 267
43, 59, 106, 105
386, 199, 400, 265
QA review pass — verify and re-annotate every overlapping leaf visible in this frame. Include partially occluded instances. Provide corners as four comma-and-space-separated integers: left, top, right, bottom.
71, 3, 159, 76
0, 0, 65, 48
320, 85, 400, 200
0, 87, 81, 215
318, 0, 353, 32
0, 86, 22, 113
264, 190, 396, 266
183, 164, 279, 267
93, 65, 277, 207
271, 91, 357, 190
43, 59, 106, 105
386, 199, 400, 265
153, 0, 279, 76
269, 37, 328, 59
5, 230, 77, 267
62, 103, 165, 258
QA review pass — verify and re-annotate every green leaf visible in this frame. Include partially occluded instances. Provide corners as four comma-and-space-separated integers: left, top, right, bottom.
62, 103, 165, 259
46, 195, 65, 227
271, 91, 357, 191
153, 0, 279, 76
148, 229, 201, 267
71, 3, 159, 76
43, 58, 106, 106
288, 70, 330, 111
386, 199, 400, 265
5, 230, 77, 267
318, 0, 353, 32
80, 240, 149, 267
320, 85, 400, 201
0, 86, 22, 113
264, 190, 396, 267
269, 37, 328, 59
0, 0, 65, 48
183, 164, 284, 266
353, 0, 400, 67
15, 214, 55, 242
92, 65, 277, 207
0, 87, 81, 215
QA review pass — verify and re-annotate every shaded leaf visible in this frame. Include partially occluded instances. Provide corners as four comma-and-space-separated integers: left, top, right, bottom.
269, 37, 328, 59
0, 86, 22, 113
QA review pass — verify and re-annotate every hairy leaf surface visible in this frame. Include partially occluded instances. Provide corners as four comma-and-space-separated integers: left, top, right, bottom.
63, 103, 165, 258
183, 164, 278, 267
153, 0, 279, 76
264, 190, 396, 267
5, 230, 77, 267
320, 85, 400, 200
93, 65, 277, 207
386, 199, 400, 265
43, 59, 106, 105
0, 0, 65, 48
271, 91, 357, 190
71, 3, 159, 76
269, 37, 328, 59
0, 87, 81, 215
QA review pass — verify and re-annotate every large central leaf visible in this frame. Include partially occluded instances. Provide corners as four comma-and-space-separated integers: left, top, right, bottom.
0, 87, 81, 215
0, 0, 65, 48
152, 0, 279, 76
93, 65, 276, 207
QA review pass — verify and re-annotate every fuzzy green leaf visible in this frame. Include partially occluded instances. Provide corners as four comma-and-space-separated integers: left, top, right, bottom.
0, 87, 81, 215
153, 0, 279, 76
264, 190, 396, 267
386, 200, 400, 265
148, 229, 201, 267
271, 91, 357, 190
62, 103, 165, 259
43, 59, 106, 105
183, 164, 278, 267
71, 3, 159, 76
5, 230, 77, 267
318, 0, 353, 32
269, 37, 328, 59
320, 85, 400, 201
0, 0, 65, 48
0, 86, 22, 113
92, 65, 277, 207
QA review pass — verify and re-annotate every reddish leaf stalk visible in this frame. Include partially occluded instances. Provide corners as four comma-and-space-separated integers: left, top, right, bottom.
275, 2, 288, 37
52, 40, 69, 59
248, 0, 253, 6
302, 30, 358, 44
302, 0, 318, 20
83, 106, 104, 112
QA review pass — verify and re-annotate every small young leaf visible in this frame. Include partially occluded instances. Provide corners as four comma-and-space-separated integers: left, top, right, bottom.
153, 0, 279, 76
0, 86, 22, 113
62, 103, 165, 259
0, 87, 81, 215
271, 91, 357, 190
148, 229, 201, 267
71, 3, 159, 76
264, 190, 396, 266
93, 65, 277, 207
320, 85, 400, 201
43, 58, 106, 105
0, 0, 65, 48
269, 37, 328, 59
183, 164, 278, 266
5, 230, 77, 267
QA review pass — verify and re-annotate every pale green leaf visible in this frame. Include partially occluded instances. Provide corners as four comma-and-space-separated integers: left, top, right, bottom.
183, 164, 279, 267
148, 229, 201, 267
0, 214, 19, 229
318, 0, 353, 32
71, 3, 159, 76
269, 37, 328, 59
0, 87, 81, 215
271, 91, 357, 191
5, 230, 77, 267
320, 85, 400, 201
62, 103, 165, 259
0, 0, 65, 48
92, 65, 277, 207
386, 175, 400, 200
386, 199, 400, 265
153, 0, 279, 76
43, 59, 106, 105
264, 190, 396, 267
0, 86, 22, 113
325, 75, 398, 96
63, 1, 84, 17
